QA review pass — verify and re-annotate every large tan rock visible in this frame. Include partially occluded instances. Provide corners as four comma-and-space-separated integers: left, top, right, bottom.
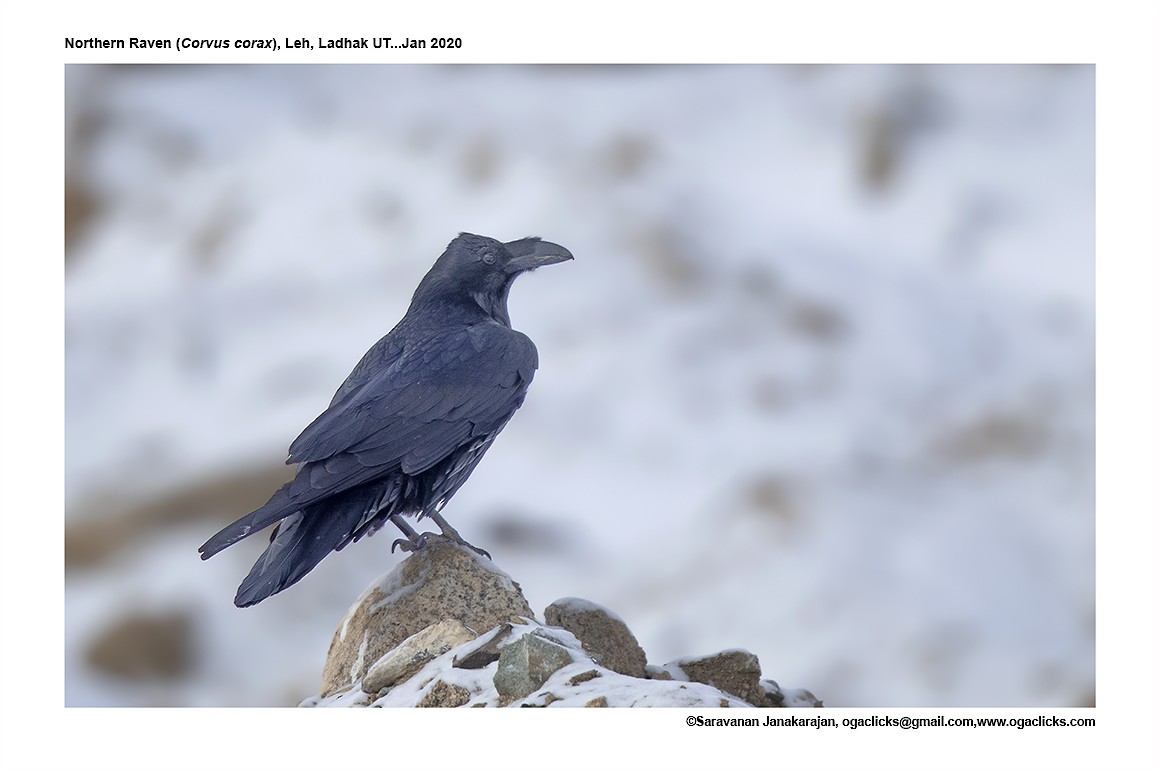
319, 541, 533, 697
544, 597, 647, 678
669, 649, 764, 706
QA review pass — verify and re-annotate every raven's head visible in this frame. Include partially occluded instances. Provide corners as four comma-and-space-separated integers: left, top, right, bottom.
413, 233, 573, 324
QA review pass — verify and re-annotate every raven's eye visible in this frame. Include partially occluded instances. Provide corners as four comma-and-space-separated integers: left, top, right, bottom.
481, 251, 497, 265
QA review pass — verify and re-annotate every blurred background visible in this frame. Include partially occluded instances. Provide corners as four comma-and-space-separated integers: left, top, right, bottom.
64, 64, 1094, 707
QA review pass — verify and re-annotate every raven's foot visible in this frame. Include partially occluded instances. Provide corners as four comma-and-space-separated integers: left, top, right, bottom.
388, 512, 491, 559
424, 510, 492, 560
391, 531, 488, 556
391, 535, 423, 554
391, 530, 440, 554
450, 537, 491, 560
388, 514, 425, 553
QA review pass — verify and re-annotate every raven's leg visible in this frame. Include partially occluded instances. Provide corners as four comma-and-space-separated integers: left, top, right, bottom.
388, 513, 426, 553
424, 509, 491, 559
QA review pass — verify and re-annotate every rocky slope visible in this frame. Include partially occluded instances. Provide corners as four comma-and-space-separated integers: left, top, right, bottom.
301, 541, 820, 708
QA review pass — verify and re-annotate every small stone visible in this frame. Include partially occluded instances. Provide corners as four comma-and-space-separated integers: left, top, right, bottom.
417, 680, 472, 708
568, 669, 601, 686
494, 633, 576, 705
758, 679, 786, 707
669, 649, 764, 706
452, 623, 513, 670
362, 619, 475, 694
644, 664, 673, 681
544, 597, 647, 678
585, 696, 608, 708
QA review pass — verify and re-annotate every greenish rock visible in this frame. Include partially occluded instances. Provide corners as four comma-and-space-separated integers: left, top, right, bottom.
493, 633, 575, 705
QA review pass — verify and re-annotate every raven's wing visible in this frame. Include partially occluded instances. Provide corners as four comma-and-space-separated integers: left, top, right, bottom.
288, 321, 538, 469
199, 321, 537, 559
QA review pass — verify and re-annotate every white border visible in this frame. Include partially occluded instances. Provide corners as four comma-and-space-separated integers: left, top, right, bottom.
2, 2, 1157, 769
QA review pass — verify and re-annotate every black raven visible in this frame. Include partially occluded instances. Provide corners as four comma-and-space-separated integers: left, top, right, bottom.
199, 233, 572, 607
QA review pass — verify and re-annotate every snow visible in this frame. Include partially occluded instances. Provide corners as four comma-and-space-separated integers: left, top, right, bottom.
64, 64, 1093, 707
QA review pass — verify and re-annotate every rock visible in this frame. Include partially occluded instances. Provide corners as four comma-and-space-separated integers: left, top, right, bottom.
493, 632, 577, 705
568, 669, 601, 686
544, 597, 647, 678
669, 649, 764, 706
85, 610, 194, 681
644, 664, 673, 681
305, 545, 822, 708
416, 680, 473, 708
452, 623, 513, 670
758, 678, 786, 707
306, 617, 818, 708
320, 541, 533, 697
362, 619, 476, 695
754, 678, 822, 707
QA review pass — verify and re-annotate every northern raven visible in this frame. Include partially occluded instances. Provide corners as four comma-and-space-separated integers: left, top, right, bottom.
199, 233, 572, 607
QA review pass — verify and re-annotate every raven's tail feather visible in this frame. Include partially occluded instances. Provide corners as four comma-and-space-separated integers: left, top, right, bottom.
198, 483, 299, 561
199, 460, 388, 561
232, 498, 369, 608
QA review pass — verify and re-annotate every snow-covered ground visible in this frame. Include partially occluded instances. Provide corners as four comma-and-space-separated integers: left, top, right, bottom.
64, 64, 1094, 707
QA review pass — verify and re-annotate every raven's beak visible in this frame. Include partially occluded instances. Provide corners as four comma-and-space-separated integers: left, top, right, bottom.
504, 238, 574, 274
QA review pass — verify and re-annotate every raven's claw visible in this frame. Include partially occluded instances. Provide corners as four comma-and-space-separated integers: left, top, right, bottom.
391, 537, 419, 554
459, 541, 491, 560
